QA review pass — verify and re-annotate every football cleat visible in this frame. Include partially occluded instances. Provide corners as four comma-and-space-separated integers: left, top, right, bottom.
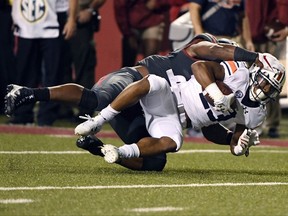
4, 84, 35, 117
74, 115, 103, 136
76, 135, 104, 156
101, 144, 122, 163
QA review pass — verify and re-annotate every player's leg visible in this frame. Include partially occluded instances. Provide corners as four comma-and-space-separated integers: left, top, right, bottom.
5, 67, 142, 116
116, 152, 167, 171
100, 75, 183, 166
76, 134, 167, 171
89, 67, 142, 110
4, 83, 87, 116
49, 67, 143, 114
76, 74, 170, 171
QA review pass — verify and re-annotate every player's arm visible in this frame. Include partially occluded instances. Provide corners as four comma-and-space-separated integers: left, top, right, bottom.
201, 123, 233, 145
192, 60, 225, 88
186, 41, 263, 67
230, 124, 260, 156
202, 123, 260, 157
230, 124, 246, 154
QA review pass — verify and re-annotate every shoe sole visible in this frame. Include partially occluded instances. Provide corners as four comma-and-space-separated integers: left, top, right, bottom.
101, 144, 119, 163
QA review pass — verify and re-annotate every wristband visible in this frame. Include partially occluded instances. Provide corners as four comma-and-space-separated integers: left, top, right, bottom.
234, 47, 258, 62
99, 104, 120, 122
205, 83, 224, 102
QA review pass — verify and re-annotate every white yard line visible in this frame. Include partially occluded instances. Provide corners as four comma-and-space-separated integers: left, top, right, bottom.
0, 199, 34, 204
128, 207, 185, 212
0, 182, 287, 191
1, 149, 288, 154
177, 149, 288, 154
0, 151, 87, 154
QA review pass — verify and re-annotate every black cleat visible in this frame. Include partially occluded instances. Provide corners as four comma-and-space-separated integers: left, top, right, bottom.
4, 84, 35, 117
76, 135, 104, 156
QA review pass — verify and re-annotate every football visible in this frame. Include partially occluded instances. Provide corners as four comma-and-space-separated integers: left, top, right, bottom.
204, 80, 233, 107
264, 19, 285, 39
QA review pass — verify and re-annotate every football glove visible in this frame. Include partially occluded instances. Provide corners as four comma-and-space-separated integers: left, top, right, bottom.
234, 129, 251, 156
214, 93, 235, 113
244, 129, 260, 157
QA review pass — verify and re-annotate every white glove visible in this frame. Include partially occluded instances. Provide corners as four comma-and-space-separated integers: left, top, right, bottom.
234, 129, 251, 156
248, 129, 260, 147
74, 114, 105, 136
234, 129, 261, 157
244, 129, 260, 157
205, 83, 235, 113
214, 93, 235, 113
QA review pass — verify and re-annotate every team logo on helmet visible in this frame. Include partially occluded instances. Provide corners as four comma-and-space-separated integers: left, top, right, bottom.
21, 0, 46, 23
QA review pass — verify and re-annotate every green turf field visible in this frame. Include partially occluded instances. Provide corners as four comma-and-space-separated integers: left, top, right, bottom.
0, 133, 288, 216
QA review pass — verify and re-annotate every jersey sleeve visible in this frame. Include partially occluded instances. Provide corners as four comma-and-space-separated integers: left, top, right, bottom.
220, 61, 249, 93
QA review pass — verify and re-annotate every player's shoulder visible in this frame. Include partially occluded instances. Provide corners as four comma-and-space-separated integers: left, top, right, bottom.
220, 61, 247, 76
221, 61, 249, 92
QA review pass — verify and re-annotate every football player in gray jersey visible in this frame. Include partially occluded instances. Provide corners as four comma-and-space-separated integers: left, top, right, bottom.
5, 33, 268, 171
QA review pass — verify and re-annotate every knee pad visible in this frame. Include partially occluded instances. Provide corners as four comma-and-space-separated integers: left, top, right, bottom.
78, 88, 98, 111
91, 68, 142, 110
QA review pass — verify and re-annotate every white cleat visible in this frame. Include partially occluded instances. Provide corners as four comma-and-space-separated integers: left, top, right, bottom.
101, 144, 122, 163
74, 115, 103, 136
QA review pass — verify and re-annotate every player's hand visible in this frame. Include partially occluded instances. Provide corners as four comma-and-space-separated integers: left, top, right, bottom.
244, 129, 260, 157
74, 114, 104, 136
233, 129, 251, 156
248, 129, 260, 147
214, 93, 235, 113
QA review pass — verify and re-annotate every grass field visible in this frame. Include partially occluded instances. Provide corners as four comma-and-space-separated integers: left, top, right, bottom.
0, 131, 288, 215
0, 112, 288, 216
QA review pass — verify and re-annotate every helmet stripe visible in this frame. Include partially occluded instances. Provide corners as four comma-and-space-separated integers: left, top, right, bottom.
276, 72, 284, 82
263, 55, 273, 70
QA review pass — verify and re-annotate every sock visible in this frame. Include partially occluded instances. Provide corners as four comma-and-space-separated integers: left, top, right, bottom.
118, 144, 140, 158
33, 88, 50, 101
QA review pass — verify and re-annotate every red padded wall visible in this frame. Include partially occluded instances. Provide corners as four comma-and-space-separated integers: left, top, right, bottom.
94, 0, 122, 81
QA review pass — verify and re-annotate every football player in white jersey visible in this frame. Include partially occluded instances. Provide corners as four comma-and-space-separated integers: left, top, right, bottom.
3, 35, 276, 171
75, 53, 286, 164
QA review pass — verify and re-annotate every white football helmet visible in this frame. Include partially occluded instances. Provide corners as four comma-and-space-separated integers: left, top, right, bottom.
249, 53, 286, 103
